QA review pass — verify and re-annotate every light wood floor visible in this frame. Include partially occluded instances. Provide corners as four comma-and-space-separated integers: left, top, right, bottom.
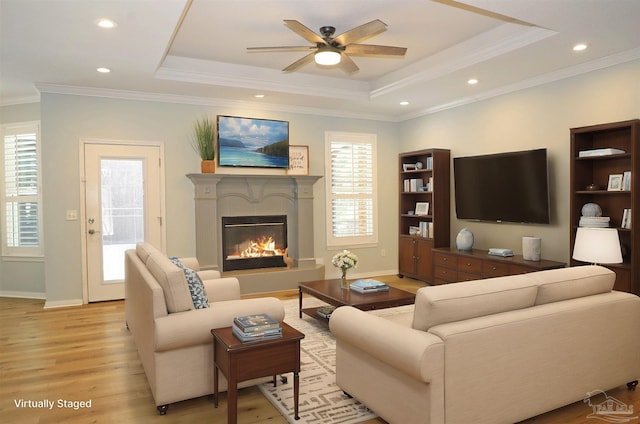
1, 275, 638, 424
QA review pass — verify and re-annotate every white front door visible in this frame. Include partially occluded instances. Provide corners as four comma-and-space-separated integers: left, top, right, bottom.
83, 142, 164, 302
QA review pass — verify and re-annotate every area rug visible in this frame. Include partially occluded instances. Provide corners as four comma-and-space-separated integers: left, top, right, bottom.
257, 297, 414, 424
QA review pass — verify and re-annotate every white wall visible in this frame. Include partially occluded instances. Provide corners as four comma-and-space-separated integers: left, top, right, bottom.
400, 59, 640, 263
39, 94, 399, 304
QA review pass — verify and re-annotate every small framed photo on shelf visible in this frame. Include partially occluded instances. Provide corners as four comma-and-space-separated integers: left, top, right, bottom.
415, 202, 430, 216
607, 174, 623, 191
403, 163, 416, 172
287, 145, 309, 175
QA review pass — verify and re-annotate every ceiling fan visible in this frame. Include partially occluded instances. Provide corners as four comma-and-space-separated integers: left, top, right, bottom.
247, 19, 407, 74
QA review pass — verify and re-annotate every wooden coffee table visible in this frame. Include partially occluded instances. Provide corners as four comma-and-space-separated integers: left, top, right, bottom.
211, 322, 305, 424
298, 279, 416, 321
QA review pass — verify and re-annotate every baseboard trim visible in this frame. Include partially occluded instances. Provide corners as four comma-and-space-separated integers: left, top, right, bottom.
0, 290, 46, 300
43, 299, 84, 309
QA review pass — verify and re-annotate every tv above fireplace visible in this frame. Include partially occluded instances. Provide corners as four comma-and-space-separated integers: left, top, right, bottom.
453, 148, 550, 224
217, 115, 289, 169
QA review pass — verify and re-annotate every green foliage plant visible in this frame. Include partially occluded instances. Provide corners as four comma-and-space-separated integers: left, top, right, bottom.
191, 117, 216, 160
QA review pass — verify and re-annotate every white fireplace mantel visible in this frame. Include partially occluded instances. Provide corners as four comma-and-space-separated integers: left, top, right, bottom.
186, 174, 322, 274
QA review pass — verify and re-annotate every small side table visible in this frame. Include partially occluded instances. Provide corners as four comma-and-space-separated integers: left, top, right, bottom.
211, 322, 305, 424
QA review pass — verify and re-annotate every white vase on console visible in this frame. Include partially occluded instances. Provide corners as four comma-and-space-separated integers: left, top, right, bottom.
456, 228, 474, 251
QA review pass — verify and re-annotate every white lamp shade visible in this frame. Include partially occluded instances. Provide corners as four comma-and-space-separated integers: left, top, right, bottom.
572, 227, 623, 264
314, 49, 341, 66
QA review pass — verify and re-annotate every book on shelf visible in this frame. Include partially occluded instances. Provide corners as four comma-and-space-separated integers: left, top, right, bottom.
403, 178, 424, 192
426, 156, 433, 170
233, 313, 280, 333
419, 221, 429, 238
410, 222, 432, 237
622, 171, 632, 191
579, 216, 610, 227
622, 209, 632, 229
578, 148, 625, 157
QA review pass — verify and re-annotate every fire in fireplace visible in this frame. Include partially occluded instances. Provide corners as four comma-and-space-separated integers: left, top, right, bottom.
221, 215, 287, 271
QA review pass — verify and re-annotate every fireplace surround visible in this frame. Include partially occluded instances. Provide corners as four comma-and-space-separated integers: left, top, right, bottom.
187, 174, 324, 293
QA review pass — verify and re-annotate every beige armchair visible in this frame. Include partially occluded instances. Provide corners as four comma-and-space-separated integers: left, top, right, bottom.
125, 243, 285, 414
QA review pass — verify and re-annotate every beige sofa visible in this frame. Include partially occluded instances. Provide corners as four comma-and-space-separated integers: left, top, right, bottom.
330, 266, 640, 424
125, 242, 285, 414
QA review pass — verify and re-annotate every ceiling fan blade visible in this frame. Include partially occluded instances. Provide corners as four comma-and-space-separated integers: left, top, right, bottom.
282, 52, 316, 72
247, 46, 316, 53
338, 53, 359, 74
345, 44, 407, 57
334, 19, 387, 46
283, 20, 325, 45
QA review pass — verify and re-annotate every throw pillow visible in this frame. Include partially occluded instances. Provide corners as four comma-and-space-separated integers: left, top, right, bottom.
169, 257, 210, 309
146, 253, 194, 313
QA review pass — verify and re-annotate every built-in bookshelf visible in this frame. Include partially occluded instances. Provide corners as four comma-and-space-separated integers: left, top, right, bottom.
398, 149, 450, 283
570, 119, 639, 294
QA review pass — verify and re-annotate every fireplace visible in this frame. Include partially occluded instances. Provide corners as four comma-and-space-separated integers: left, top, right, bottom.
222, 215, 287, 271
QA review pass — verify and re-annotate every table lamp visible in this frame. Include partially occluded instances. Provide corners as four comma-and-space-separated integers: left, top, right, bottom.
572, 227, 623, 265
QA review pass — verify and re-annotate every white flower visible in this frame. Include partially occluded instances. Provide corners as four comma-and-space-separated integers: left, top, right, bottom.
332, 250, 358, 271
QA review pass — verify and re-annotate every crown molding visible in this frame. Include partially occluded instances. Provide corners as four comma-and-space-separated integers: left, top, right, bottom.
34, 83, 396, 122
371, 24, 556, 98
156, 56, 371, 101
32, 48, 640, 124
399, 47, 640, 121
0, 94, 41, 107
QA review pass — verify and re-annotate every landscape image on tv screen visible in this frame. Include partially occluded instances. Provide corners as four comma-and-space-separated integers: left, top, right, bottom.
217, 115, 289, 168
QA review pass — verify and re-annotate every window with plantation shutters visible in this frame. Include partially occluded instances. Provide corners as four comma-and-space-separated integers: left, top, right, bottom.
1, 122, 43, 257
325, 132, 377, 247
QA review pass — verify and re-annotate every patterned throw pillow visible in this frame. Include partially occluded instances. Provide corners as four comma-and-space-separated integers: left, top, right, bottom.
169, 257, 210, 309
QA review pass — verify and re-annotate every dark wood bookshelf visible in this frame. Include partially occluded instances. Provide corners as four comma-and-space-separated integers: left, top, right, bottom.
398, 148, 450, 283
569, 119, 640, 294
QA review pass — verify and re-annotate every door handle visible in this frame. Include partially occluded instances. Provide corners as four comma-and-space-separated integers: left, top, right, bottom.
88, 229, 101, 235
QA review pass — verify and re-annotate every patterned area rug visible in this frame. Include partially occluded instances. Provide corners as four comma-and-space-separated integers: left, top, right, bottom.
258, 297, 414, 424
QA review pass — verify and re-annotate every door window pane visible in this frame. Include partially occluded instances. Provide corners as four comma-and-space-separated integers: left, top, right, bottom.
101, 159, 144, 281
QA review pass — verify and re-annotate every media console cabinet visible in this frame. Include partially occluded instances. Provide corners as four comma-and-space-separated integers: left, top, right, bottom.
432, 247, 565, 285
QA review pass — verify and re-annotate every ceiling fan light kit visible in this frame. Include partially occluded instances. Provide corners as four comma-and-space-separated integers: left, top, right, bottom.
314, 48, 341, 66
248, 19, 406, 74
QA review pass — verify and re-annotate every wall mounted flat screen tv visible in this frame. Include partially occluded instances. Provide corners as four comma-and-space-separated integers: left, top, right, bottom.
454, 148, 550, 224
217, 115, 289, 169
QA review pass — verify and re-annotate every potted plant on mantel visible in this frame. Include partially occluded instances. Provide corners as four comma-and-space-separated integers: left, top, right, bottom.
191, 117, 216, 173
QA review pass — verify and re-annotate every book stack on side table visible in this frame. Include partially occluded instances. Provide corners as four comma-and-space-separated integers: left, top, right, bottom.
349, 279, 389, 293
232, 313, 282, 343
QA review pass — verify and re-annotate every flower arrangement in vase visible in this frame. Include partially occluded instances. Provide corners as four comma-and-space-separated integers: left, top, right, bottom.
331, 250, 358, 289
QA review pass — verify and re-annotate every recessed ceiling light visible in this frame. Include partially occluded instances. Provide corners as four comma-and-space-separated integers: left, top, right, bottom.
96, 67, 111, 73
399, 101, 409, 106
96, 18, 117, 29
467, 78, 479, 85
254, 94, 265, 98
573, 43, 587, 52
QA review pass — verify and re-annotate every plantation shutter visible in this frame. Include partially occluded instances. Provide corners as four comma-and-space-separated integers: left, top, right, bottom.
2, 123, 43, 256
325, 132, 377, 247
